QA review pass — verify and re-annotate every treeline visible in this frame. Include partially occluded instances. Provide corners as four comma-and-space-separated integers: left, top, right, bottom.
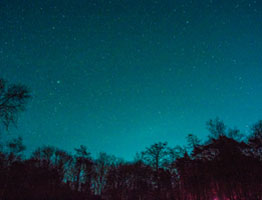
1, 119, 262, 200
1, 79, 262, 200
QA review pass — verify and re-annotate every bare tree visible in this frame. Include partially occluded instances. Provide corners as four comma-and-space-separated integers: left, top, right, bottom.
142, 142, 169, 171
206, 118, 226, 139
141, 142, 169, 199
73, 145, 93, 193
0, 79, 31, 130
7, 136, 26, 163
93, 152, 116, 195
251, 120, 262, 139
186, 134, 201, 150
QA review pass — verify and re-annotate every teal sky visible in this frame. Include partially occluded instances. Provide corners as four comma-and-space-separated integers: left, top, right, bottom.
1, 0, 262, 160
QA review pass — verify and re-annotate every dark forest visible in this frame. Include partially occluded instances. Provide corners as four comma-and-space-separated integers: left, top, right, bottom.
1, 79, 262, 200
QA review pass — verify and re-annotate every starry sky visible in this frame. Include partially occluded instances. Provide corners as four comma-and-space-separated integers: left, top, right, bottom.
1, 0, 262, 160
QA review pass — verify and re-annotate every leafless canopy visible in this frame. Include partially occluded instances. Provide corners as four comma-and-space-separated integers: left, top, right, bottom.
0, 79, 31, 129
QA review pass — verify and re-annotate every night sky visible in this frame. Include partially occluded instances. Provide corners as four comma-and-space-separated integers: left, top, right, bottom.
1, 0, 262, 160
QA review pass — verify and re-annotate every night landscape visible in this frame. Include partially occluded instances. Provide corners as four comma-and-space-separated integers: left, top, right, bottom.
1, 0, 262, 199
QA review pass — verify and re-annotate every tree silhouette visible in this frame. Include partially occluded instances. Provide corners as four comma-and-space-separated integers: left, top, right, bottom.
141, 142, 170, 199
0, 79, 31, 130
7, 136, 26, 164
93, 152, 116, 196
73, 145, 93, 193
206, 118, 226, 139
186, 133, 201, 152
